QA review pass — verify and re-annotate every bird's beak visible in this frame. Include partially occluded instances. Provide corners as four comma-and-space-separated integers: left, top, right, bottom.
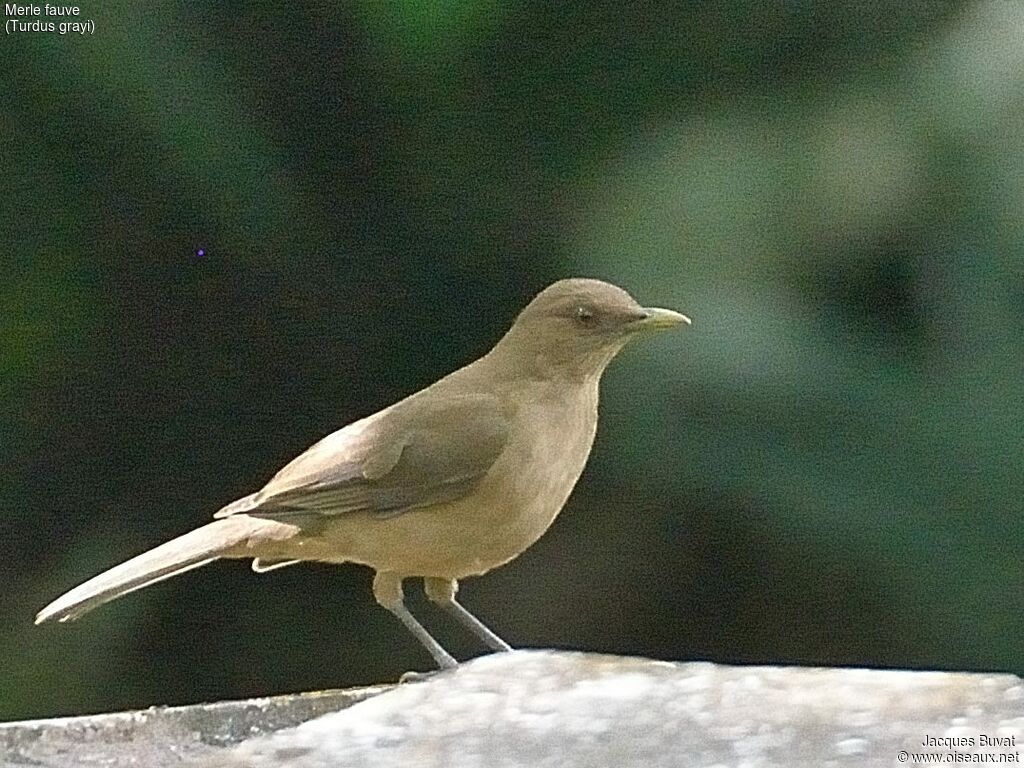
631, 307, 691, 331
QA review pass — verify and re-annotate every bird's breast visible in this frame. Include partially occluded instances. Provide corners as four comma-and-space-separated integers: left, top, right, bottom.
459, 381, 600, 572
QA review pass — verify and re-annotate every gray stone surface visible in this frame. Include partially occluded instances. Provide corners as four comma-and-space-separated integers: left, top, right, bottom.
4, 651, 1024, 768
0, 684, 386, 767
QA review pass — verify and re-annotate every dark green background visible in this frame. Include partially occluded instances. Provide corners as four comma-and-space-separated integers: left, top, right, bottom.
4, 1, 1023, 720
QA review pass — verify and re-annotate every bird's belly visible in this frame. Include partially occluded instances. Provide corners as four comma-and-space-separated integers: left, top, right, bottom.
302, 464, 584, 578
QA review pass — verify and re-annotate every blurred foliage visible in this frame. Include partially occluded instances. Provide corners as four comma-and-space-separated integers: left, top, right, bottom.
3, 0, 1023, 720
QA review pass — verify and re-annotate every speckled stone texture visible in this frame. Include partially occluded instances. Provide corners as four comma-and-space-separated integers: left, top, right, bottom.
4, 651, 1023, 768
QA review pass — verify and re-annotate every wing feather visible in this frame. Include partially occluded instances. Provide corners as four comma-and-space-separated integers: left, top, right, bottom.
227, 393, 509, 521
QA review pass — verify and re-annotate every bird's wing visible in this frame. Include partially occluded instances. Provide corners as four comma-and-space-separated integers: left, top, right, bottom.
224, 393, 510, 520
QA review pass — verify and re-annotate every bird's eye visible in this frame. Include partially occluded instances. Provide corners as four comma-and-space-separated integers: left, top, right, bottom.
575, 306, 595, 324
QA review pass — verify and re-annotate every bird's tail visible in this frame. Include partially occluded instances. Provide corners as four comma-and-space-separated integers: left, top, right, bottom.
35, 516, 296, 624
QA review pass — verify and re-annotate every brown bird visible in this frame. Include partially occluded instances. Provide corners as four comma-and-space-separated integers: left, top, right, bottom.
36, 278, 689, 668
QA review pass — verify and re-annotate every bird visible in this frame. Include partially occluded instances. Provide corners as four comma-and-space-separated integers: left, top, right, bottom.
36, 278, 690, 668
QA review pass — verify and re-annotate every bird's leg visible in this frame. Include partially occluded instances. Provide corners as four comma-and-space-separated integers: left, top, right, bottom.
423, 577, 513, 653
372, 571, 457, 669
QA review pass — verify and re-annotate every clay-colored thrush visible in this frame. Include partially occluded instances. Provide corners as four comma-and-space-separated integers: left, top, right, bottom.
36, 278, 689, 668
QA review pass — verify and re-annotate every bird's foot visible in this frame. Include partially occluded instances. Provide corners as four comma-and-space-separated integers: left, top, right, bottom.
398, 669, 443, 684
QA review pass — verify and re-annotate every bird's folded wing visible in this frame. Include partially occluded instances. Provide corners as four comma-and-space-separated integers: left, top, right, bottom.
224, 393, 510, 520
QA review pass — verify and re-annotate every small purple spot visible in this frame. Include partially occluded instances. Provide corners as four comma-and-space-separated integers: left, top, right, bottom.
196, 248, 205, 257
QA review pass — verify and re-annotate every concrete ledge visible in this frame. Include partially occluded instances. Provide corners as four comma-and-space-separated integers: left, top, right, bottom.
3, 651, 1023, 767
0, 684, 387, 767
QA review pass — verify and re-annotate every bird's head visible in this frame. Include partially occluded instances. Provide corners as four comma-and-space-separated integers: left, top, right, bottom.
490, 278, 690, 381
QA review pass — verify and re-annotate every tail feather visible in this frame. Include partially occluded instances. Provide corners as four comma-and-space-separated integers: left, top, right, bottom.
35, 516, 295, 624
